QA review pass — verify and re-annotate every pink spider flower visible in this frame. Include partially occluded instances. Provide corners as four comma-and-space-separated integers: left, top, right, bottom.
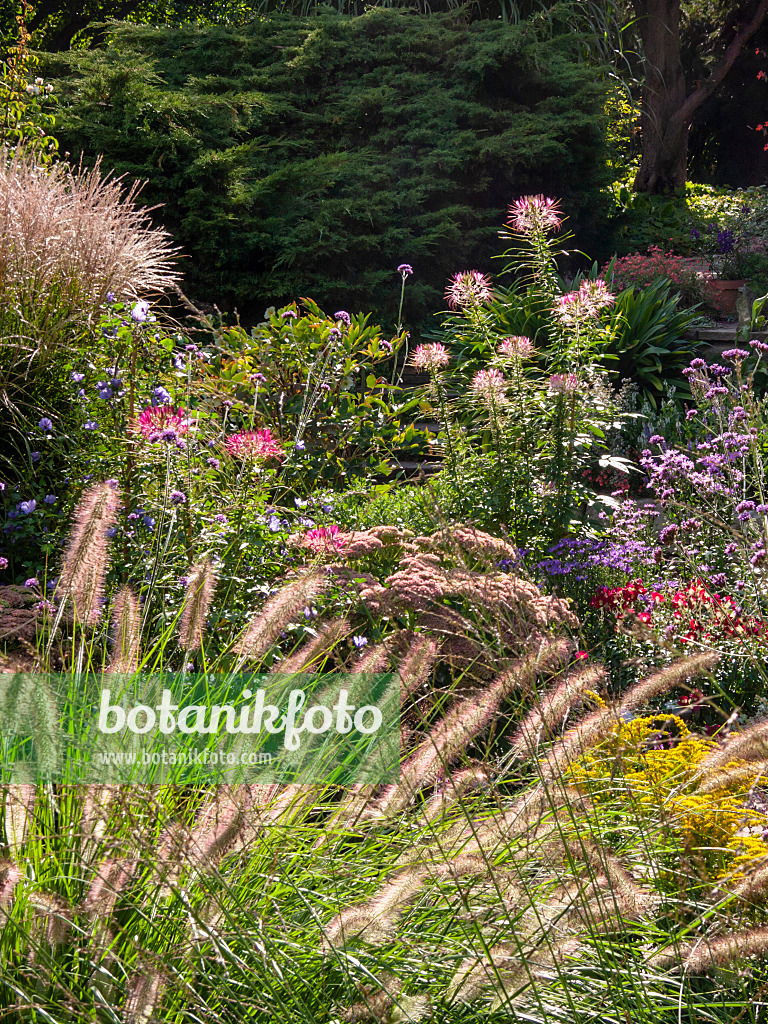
133, 406, 190, 442
302, 525, 347, 555
548, 373, 579, 395
471, 367, 509, 408
507, 195, 563, 234
224, 428, 284, 464
410, 343, 450, 372
444, 270, 494, 310
498, 335, 535, 359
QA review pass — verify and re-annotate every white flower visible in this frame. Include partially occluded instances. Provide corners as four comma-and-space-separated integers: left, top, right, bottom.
45, 84, 54, 94
34, 77, 44, 87
131, 299, 151, 323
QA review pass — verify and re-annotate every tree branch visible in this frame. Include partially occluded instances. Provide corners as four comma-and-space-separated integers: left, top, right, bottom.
677, 0, 768, 125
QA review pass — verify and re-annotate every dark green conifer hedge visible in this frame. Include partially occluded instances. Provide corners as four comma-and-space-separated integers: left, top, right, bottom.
43, 9, 610, 329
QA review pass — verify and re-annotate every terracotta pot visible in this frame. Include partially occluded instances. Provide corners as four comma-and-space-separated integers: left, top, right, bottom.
709, 279, 746, 314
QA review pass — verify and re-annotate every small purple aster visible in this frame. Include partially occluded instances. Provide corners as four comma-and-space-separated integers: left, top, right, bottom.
24, 577, 38, 588
170, 490, 187, 505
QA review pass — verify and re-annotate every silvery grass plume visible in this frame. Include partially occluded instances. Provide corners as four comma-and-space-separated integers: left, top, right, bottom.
233, 570, 328, 668
53, 482, 121, 633
0, 152, 180, 345
107, 586, 141, 675
178, 557, 217, 654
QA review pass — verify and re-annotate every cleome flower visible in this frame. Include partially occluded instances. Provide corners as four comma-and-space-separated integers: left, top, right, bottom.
410, 343, 450, 372
507, 194, 563, 234
444, 271, 494, 311
133, 406, 190, 443
498, 335, 535, 360
292, 524, 347, 556
554, 279, 615, 324
471, 367, 509, 408
224, 428, 284, 464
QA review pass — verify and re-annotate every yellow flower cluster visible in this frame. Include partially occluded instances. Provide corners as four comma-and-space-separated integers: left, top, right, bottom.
566, 715, 768, 879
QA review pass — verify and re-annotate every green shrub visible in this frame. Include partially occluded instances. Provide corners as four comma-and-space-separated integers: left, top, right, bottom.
41, 10, 611, 331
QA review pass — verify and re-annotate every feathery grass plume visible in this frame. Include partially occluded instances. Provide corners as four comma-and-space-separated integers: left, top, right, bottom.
323, 855, 501, 952
408, 783, 591, 867
233, 571, 328, 664
555, 839, 656, 919
422, 765, 490, 822
123, 967, 167, 1024
3, 783, 35, 854
697, 721, 768, 774
107, 587, 141, 675
0, 860, 22, 911
322, 867, 430, 949
339, 973, 403, 1023
649, 926, 768, 972
55, 482, 121, 627
619, 652, 720, 713
731, 859, 768, 903
0, 153, 179, 336
510, 664, 608, 760
397, 634, 439, 701
276, 616, 350, 676
81, 858, 136, 918
539, 653, 719, 781
80, 785, 117, 852
375, 639, 572, 817
178, 557, 217, 653
697, 760, 768, 794
27, 892, 73, 948
186, 787, 247, 872
487, 939, 584, 1012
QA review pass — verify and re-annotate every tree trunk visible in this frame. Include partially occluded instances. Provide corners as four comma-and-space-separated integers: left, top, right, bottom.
633, 0, 768, 194
633, 0, 687, 193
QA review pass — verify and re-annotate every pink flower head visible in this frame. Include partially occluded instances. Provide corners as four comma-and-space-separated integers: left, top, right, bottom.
302, 525, 346, 556
444, 271, 494, 310
577, 278, 615, 313
554, 279, 614, 323
498, 335, 535, 359
507, 195, 563, 234
548, 373, 579, 395
133, 406, 189, 442
411, 343, 450, 372
471, 367, 508, 407
225, 428, 284, 464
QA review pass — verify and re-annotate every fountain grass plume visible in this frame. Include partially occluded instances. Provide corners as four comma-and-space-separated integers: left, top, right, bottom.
55, 482, 121, 630
107, 586, 141, 675
697, 720, 768, 774
511, 664, 608, 759
375, 638, 572, 817
276, 616, 350, 676
178, 557, 218, 653
233, 571, 328, 665
123, 968, 167, 1024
